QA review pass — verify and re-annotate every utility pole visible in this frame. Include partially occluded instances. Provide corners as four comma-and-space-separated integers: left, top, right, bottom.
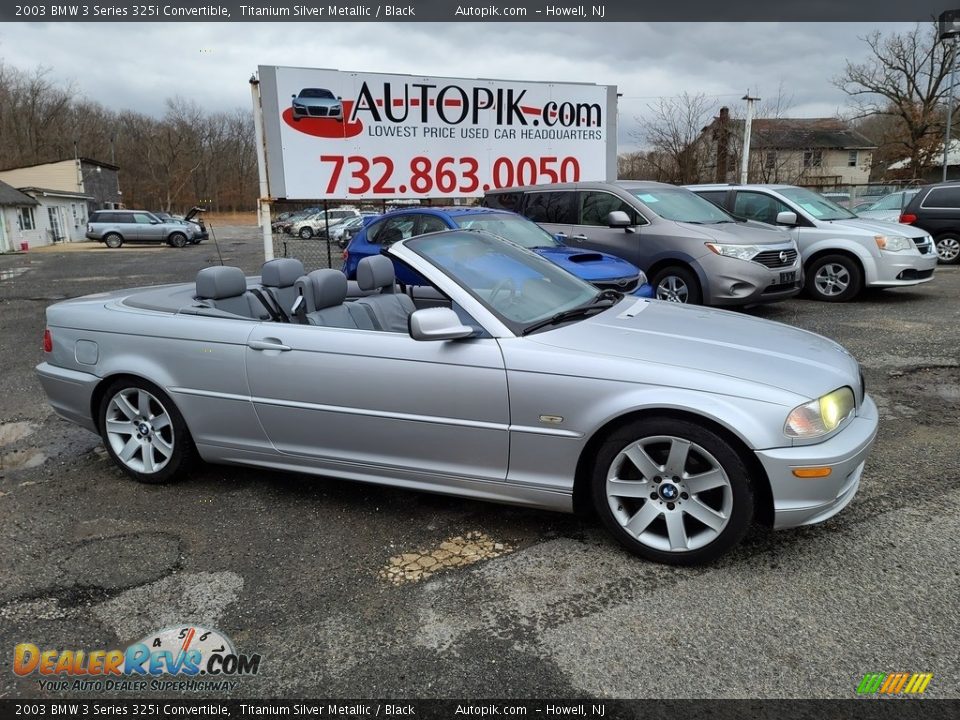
740, 92, 760, 184
940, 11, 960, 181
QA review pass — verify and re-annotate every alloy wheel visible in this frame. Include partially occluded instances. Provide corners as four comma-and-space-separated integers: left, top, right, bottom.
937, 236, 960, 263
656, 276, 689, 303
104, 387, 175, 475
813, 262, 850, 297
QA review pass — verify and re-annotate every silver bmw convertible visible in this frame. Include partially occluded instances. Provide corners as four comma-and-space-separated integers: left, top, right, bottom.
36, 230, 878, 564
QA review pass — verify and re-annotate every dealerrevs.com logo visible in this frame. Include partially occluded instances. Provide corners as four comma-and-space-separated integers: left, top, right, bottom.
14, 625, 261, 692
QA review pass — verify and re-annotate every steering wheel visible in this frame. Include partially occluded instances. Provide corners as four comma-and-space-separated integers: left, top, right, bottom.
489, 278, 516, 307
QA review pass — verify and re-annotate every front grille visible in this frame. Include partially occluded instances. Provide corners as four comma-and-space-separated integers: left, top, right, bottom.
753, 249, 798, 268
912, 237, 932, 254
308, 106, 329, 117
595, 277, 639, 292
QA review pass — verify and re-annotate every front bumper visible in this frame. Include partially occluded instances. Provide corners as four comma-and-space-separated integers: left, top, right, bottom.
701, 252, 803, 306
35, 362, 100, 434
868, 250, 938, 287
756, 394, 879, 529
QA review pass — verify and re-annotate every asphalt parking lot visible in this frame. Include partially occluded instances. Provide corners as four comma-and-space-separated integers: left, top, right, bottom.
1, 229, 958, 700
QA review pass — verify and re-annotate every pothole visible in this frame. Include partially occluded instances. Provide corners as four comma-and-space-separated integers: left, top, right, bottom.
380, 531, 514, 585
0, 449, 47, 470
886, 366, 960, 424
0, 421, 36, 447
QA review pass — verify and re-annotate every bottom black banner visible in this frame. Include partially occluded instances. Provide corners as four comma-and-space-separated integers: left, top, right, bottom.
2, 699, 959, 720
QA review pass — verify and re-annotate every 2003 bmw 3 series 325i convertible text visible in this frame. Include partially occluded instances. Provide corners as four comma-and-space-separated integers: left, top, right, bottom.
37, 230, 878, 564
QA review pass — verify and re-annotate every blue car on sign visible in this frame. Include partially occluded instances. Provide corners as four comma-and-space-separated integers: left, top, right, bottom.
342, 207, 653, 296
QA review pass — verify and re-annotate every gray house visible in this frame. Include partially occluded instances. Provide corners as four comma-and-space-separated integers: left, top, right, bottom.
0, 180, 41, 252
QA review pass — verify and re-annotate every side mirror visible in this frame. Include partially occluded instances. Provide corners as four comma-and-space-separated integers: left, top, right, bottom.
607, 210, 632, 228
776, 211, 798, 226
409, 307, 475, 341
150, 220, 160, 225
291, 94, 296, 98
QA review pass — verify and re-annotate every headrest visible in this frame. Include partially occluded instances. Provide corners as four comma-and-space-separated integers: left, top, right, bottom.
357, 254, 395, 292
261, 258, 305, 288
306, 269, 347, 311
196, 266, 247, 300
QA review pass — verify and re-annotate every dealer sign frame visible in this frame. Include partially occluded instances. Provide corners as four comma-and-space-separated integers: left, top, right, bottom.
257, 65, 618, 200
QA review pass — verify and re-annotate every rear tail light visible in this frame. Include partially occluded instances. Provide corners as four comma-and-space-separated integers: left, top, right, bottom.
899, 213, 917, 224
43, 328, 52, 353
341, 250, 348, 261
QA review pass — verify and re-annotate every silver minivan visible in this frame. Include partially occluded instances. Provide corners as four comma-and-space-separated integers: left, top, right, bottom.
484, 181, 802, 306
688, 184, 937, 302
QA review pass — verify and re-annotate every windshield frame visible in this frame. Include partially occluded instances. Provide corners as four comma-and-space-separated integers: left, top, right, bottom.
404, 230, 601, 336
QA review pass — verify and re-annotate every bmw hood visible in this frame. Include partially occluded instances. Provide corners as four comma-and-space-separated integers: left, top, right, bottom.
533, 246, 639, 281
528, 298, 861, 400
832, 217, 930, 239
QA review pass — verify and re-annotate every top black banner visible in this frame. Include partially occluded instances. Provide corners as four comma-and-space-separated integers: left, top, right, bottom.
0, 0, 953, 22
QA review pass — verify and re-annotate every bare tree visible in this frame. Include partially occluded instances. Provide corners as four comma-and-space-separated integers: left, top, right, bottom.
834, 23, 951, 173
633, 92, 713, 183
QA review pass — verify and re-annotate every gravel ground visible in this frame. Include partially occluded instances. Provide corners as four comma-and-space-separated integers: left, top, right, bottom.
0, 230, 958, 700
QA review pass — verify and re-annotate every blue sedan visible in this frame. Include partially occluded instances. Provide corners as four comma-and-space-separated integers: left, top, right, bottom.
342, 207, 653, 296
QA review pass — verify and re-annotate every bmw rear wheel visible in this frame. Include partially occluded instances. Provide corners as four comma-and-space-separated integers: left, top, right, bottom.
591, 417, 754, 564
98, 378, 195, 484
935, 234, 960, 264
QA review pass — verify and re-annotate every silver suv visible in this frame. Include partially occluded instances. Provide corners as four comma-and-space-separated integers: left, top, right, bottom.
687, 184, 937, 302
484, 181, 801, 306
86, 210, 198, 249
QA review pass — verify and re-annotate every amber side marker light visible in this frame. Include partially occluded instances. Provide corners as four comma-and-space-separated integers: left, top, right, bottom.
792, 467, 832, 478
43, 329, 52, 353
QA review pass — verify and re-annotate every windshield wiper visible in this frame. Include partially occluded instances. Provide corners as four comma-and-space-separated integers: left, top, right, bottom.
521, 298, 617, 336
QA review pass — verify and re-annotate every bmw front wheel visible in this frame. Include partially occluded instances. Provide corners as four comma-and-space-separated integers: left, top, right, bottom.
591, 417, 754, 564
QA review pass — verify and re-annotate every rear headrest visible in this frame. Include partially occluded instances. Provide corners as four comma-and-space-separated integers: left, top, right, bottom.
261, 258, 305, 288
302, 269, 347, 311
196, 266, 247, 300
357, 255, 395, 292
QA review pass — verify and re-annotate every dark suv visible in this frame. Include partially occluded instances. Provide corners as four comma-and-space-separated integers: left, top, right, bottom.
899, 183, 960, 264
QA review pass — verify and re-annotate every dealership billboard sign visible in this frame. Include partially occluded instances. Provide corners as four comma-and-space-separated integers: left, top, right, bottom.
257, 65, 617, 200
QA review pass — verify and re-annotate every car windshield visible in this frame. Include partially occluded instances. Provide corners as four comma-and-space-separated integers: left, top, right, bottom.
454, 213, 560, 248
865, 190, 918, 211
779, 187, 857, 220
406, 231, 600, 333
299, 89, 335, 99
626, 187, 734, 223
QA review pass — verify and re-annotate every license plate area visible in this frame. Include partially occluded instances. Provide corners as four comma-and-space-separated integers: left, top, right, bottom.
779, 271, 796, 284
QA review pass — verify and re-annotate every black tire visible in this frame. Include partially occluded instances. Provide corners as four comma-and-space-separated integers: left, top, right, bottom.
97, 377, 196, 484
103, 233, 123, 249
934, 233, 960, 264
805, 253, 862, 302
168, 232, 188, 248
591, 417, 754, 565
299, 227, 313, 239
651, 265, 702, 304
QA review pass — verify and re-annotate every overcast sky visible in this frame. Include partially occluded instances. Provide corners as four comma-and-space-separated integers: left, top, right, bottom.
0, 21, 919, 151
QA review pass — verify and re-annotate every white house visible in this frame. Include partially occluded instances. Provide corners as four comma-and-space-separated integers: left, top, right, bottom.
0, 180, 41, 253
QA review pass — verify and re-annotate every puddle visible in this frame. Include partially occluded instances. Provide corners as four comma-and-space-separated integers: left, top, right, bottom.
0, 449, 47, 470
886, 366, 960, 424
380, 531, 514, 585
0, 421, 36, 447
0, 267, 30, 280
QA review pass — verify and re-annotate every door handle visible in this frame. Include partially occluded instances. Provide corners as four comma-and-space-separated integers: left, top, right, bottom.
248, 339, 292, 352
572, 234, 588, 241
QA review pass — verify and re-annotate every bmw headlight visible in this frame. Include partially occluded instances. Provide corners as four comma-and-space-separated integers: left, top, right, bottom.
874, 235, 912, 252
784, 387, 856, 439
705, 243, 761, 261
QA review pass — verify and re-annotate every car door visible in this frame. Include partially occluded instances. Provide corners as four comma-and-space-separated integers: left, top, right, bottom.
133, 212, 164, 243
244, 322, 510, 484
731, 190, 821, 257
567, 190, 648, 266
